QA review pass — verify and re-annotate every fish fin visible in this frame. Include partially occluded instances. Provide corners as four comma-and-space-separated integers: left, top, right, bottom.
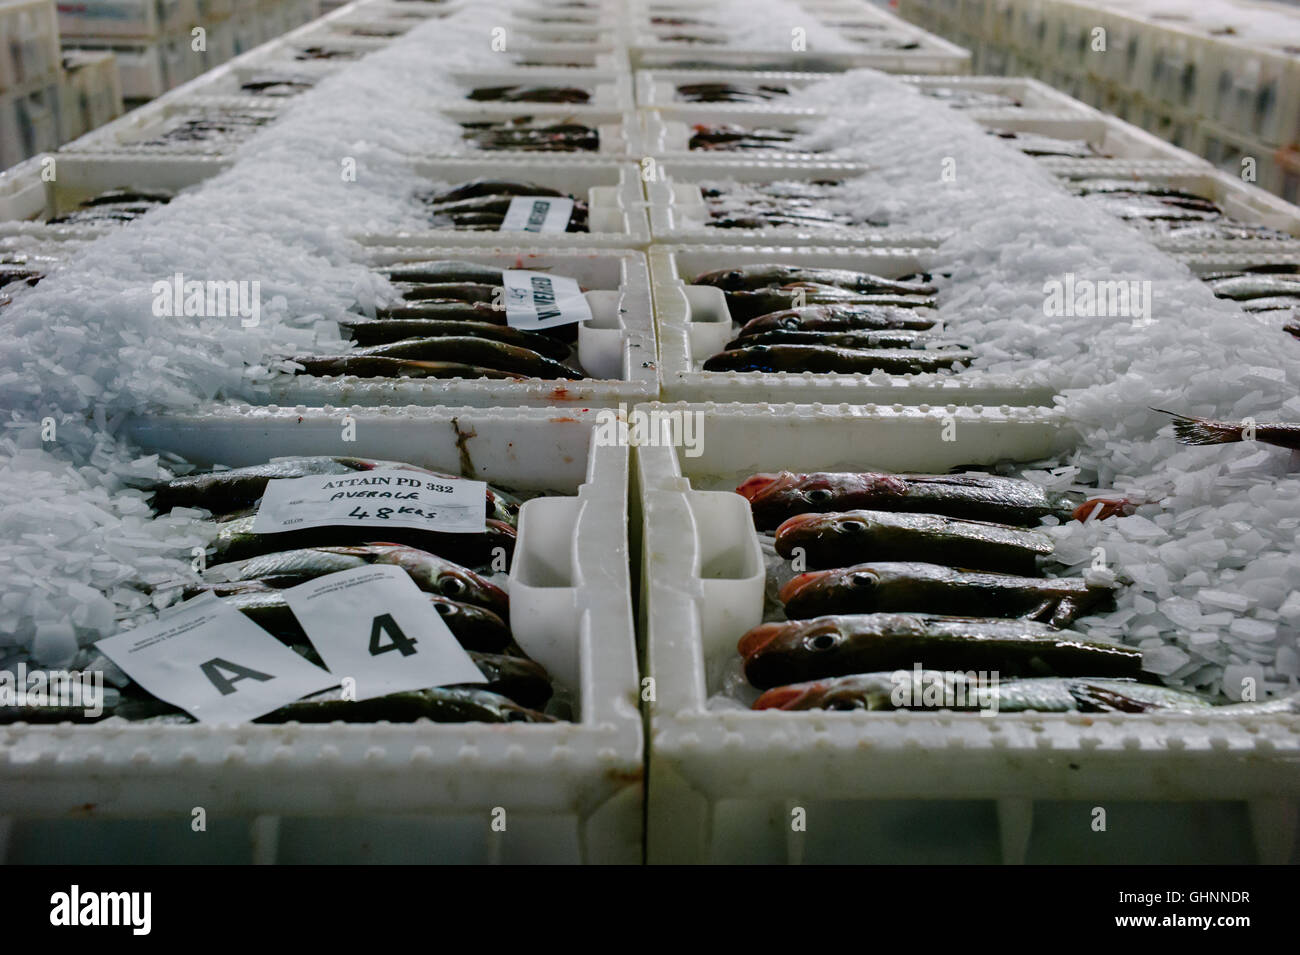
1067, 683, 1158, 713
1023, 598, 1057, 623
1285, 323, 1300, 340
1151, 408, 1243, 446
1049, 596, 1082, 628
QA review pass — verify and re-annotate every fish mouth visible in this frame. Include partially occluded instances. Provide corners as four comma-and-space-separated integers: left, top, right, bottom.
737, 622, 787, 660
778, 571, 827, 605
735, 473, 782, 502
752, 683, 816, 710
774, 512, 825, 538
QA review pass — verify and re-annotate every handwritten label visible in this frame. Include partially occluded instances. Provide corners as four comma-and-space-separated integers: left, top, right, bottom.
502, 269, 593, 330
95, 593, 336, 724
500, 196, 574, 233
251, 468, 486, 535
283, 566, 485, 699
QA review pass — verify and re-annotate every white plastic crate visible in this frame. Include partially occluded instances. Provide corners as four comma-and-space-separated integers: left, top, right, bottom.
640, 105, 836, 161
630, 40, 972, 76
355, 156, 650, 249
973, 112, 1212, 164
422, 103, 639, 158
0, 0, 60, 93
0, 79, 59, 168
644, 157, 940, 248
425, 67, 635, 111
57, 49, 125, 144
66, 96, 283, 154
0, 150, 227, 223
69, 37, 174, 100
1042, 162, 1300, 252
256, 245, 659, 409
650, 244, 1057, 407
637, 401, 1300, 864
0, 404, 642, 865
56, 0, 199, 39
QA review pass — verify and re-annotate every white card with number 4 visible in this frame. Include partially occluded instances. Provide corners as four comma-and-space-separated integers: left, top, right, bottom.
282, 565, 486, 701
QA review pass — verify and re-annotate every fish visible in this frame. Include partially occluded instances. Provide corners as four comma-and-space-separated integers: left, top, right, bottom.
1205, 274, 1300, 300
1239, 295, 1300, 313
340, 319, 572, 359
774, 510, 1054, 575
219, 544, 510, 619
463, 121, 599, 152
723, 329, 945, 351
692, 265, 936, 295
286, 356, 525, 380
778, 562, 1116, 627
676, 82, 790, 102
381, 260, 505, 284
145, 456, 520, 525
196, 579, 514, 652
751, 672, 1241, 713
738, 471, 1085, 531
724, 287, 937, 320
1155, 408, 1300, 451
209, 512, 517, 567
257, 687, 555, 724
300, 337, 580, 380
375, 302, 507, 322
735, 305, 939, 337
738, 613, 1141, 689
468, 85, 591, 104
0, 686, 122, 724
703, 344, 964, 375
335, 337, 581, 379
466, 652, 553, 709
394, 281, 499, 304
688, 124, 803, 150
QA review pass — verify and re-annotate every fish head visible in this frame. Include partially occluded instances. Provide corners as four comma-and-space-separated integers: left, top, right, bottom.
774, 511, 872, 552
753, 674, 895, 711
739, 616, 853, 688
779, 566, 880, 616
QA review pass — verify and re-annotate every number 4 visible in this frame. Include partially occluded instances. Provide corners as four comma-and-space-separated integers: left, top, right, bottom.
369, 614, 417, 657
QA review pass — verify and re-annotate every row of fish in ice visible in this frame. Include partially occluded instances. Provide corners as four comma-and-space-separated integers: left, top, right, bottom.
460, 116, 601, 152
671, 80, 1020, 111
415, 176, 589, 232
696, 179, 884, 231
2, 456, 565, 725
1194, 261, 1300, 337
1066, 178, 1292, 242
689, 263, 965, 375
288, 258, 590, 381
730, 468, 1299, 715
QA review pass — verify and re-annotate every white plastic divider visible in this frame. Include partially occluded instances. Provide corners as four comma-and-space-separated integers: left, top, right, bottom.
1042, 162, 1300, 252
628, 34, 972, 76
355, 157, 650, 249
0, 152, 230, 223
260, 245, 658, 409
650, 244, 1057, 407
0, 404, 642, 865
644, 157, 941, 248
636, 401, 1300, 865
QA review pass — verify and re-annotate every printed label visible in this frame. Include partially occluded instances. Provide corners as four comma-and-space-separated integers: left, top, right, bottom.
502, 269, 593, 330
500, 196, 574, 233
251, 468, 486, 535
282, 566, 485, 699
95, 593, 337, 724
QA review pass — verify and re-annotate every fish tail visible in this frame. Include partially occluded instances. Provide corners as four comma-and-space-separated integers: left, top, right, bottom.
1152, 408, 1245, 446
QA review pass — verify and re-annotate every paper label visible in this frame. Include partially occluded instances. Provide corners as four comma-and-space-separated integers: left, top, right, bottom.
502, 269, 593, 330
95, 593, 337, 724
499, 196, 574, 233
282, 566, 485, 699
251, 468, 486, 535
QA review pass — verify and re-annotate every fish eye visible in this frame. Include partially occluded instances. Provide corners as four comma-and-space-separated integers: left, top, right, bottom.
805, 488, 833, 504
439, 576, 467, 597
505, 710, 530, 722
850, 572, 877, 588
805, 631, 842, 652
839, 519, 868, 534
435, 602, 456, 616
828, 698, 863, 711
